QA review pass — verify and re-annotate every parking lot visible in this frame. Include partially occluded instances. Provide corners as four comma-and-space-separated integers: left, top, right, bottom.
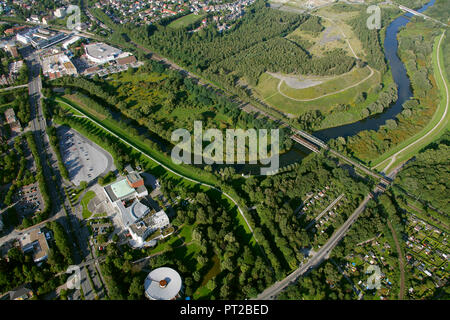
14, 182, 44, 215
57, 126, 115, 186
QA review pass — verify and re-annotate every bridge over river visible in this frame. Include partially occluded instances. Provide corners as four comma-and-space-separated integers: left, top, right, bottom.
290, 129, 391, 186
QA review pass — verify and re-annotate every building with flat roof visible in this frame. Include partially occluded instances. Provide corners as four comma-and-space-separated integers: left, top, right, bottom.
144, 267, 182, 300
84, 43, 125, 64
54, 8, 66, 18
4, 108, 17, 124
128, 208, 170, 247
104, 169, 149, 221
19, 228, 51, 263
16, 27, 69, 49
126, 172, 144, 189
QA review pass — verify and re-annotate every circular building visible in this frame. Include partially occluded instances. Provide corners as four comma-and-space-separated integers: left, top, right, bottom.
144, 267, 182, 300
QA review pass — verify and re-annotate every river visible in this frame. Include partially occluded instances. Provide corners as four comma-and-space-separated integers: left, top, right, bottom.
215, 0, 437, 175
314, 0, 436, 141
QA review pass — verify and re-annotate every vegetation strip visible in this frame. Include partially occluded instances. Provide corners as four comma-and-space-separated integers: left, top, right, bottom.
374, 31, 448, 173
55, 98, 257, 240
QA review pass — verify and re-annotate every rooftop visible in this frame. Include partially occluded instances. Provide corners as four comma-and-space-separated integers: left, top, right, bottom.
19, 228, 50, 262
144, 267, 182, 300
85, 43, 122, 60
110, 179, 136, 200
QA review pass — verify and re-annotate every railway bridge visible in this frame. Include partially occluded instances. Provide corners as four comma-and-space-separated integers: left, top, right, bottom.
290, 129, 391, 186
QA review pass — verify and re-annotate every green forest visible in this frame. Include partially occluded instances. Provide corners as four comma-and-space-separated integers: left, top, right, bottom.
395, 131, 449, 214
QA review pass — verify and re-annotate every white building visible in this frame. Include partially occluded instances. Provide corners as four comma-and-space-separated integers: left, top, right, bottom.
84, 43, 128, 64
54, 8, 66, 18
128, 209, 170, 247
144, 267, 182, 300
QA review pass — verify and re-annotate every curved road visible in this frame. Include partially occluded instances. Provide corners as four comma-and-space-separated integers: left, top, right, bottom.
276, 66, 374, 102
274, 13, 376, 103
380, 30, 448, 173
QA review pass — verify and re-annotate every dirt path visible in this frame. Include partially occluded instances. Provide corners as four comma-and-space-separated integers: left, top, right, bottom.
273, 12, 376, 102
276, 66, 374, 102
387, 219, 405, 300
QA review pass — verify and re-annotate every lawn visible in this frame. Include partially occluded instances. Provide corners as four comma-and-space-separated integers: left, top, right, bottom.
278, 66, 372, 100
168, 13, 205, 29
254, 68, 381, 118
81, 190, 96, 219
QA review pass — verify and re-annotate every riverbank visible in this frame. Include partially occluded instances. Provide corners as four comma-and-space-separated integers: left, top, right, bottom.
372, 30, 449, 173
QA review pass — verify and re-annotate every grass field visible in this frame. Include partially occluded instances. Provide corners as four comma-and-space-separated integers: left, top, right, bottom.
254, 67, 381, 117
168, 13, 205, 29
278, 66, 372, 100
54, 96, 257, 247
81, 190, 96, 219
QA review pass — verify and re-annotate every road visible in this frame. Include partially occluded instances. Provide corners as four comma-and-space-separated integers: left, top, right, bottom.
255, 191, 375, 300
23, 49, 106, 300
0, 84, 28, 92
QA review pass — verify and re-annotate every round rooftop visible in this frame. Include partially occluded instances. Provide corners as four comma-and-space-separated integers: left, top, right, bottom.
144, 267, 182, 300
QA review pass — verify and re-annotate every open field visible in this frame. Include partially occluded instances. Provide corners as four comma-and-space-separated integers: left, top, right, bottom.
168, 13, 205, 29
254, 67, 380, 117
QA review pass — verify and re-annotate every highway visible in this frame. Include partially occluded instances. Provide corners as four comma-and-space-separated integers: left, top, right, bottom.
23, 49, 106, 300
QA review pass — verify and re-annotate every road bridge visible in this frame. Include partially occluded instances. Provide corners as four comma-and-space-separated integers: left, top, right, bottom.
398, 4, 448, 27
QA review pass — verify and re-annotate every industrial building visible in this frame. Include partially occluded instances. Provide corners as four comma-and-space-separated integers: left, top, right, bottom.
84, 42, 127, 64
144, 267, 183, 300
16, 27, 69, 49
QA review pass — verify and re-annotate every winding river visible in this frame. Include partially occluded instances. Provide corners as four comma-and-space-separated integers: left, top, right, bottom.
219, 0, 438, 174
314, 0, 436, 141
